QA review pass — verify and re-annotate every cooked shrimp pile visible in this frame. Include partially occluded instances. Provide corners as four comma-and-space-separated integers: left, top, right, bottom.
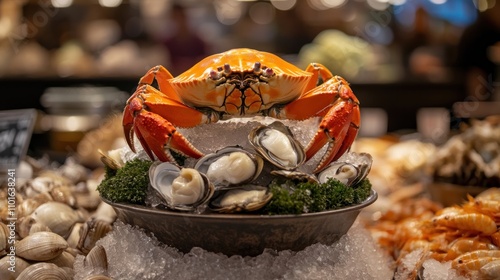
367, 188, 500, 279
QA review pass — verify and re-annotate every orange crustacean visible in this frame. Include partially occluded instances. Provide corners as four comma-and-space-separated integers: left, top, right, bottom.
123, 48, 360, 172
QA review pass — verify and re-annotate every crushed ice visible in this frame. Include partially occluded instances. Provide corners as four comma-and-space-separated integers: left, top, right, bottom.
74, 219, 394, 280
119, 116, 326, 172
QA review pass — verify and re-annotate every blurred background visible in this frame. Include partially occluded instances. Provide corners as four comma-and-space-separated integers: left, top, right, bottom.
0, 0, 499, 160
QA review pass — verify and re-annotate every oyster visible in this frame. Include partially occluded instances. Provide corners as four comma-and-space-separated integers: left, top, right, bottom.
249, 121, 306, 170
270, 170, 319, 184
316, 152, 372, 186
194, 146, 264, 188
209, 185, 272, 213
149, 162, 214, 211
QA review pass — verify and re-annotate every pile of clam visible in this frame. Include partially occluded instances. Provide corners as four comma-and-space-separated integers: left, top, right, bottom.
0, 157, 116, 280
146, 121, 372, 213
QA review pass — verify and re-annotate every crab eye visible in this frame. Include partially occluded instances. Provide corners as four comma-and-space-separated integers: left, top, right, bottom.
209, 70, 220, 80
263, 67, 274, 77
223, 63, 231, 74
253, 62, 261, 73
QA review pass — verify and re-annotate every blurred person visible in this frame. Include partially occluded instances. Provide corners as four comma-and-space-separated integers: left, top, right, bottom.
457, 3, 500, 101
162, 4, 209, 76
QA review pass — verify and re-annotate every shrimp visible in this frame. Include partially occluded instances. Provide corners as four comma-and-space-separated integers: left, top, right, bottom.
444, 237, 497, 261
452, 250, 500, 269
432, 212, 497, 235
480, 259, 500, 279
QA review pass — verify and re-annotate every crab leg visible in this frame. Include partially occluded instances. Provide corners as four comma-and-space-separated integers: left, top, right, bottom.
269, 63, 360, 173
138, 65, 183, 103
123, 84, 213, 162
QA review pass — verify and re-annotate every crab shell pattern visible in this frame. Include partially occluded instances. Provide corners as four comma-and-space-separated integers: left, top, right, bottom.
123, 48, 360, 173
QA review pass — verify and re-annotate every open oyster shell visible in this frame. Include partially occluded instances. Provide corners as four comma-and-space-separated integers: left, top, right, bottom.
249, 121, 306, 171
316, 152, 372, 187
194, 146, 264, 189
209, 184, 272, 213
149, 162, 214, 211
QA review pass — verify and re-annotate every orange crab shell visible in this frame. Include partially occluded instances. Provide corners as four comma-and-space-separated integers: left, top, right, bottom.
168, 48, 313, 115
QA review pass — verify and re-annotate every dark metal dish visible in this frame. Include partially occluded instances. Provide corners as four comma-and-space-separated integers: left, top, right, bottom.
103, 189, 377, 256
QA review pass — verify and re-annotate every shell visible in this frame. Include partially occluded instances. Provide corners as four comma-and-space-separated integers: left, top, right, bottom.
316, 152, 372, 186
16, 231, 68, 261
0, 222, 8, 256
84, 245, 108, 271
82, 275, 113, 280
16, 193, 53, 218
47, 250, 76, 268
150, 162, 215, 211
77, 219, 113, 254
249, 121, 306, 170
49, 185, 77, 207
270, 170, 319, 184
0, 255, 30, 280
16, 262, 72, 280
194, 146, 264, 188
29, 201, 86, 239
209, 184, 272, 213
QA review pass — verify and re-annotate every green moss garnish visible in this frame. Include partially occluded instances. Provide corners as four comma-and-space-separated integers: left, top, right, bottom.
263, 178, 372, 215
97, 158, 153, 204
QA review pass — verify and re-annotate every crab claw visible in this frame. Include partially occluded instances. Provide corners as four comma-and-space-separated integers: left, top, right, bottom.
306, 99, 360, 173
123, 93, 203, 163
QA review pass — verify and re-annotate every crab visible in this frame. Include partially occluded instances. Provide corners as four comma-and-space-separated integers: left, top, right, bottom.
123, 48, 360, 173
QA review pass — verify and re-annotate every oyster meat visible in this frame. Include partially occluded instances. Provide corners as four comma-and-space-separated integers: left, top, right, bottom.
194, 146, 263, 188
316, 152, 372, 186
249, 121, 306, 170
149, 162, 214, 211
209, 184, 272, 213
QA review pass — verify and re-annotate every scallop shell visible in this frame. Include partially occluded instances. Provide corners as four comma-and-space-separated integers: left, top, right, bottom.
249, 121, 306, 170
194, 146, 264, 189
150, 162, 215, 211
209, 184, 272, 213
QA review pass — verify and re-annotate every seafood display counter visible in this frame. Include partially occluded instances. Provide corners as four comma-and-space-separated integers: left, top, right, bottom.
1, 48, 498, 280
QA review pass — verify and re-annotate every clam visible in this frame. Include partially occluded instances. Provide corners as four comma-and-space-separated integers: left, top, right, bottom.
16, 231, 68, 261
194, 146, 264, 188
0, 222, 7, 256
150, 162, 214, 211
0, 256, 30, 280
249, 121, 306, 170
29, 201, 87, 239
316, 152, 373, 186
209, 184, 272, 213
16, 262, 72, 280
77, 218, 113, 254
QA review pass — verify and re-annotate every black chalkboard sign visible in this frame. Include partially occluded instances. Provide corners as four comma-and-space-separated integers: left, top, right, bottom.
0, 109, 36, 168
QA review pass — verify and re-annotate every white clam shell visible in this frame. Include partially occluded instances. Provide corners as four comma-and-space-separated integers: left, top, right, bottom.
16, 262, 72, 280
16, 231, 69, 261
29, 201, 86, 239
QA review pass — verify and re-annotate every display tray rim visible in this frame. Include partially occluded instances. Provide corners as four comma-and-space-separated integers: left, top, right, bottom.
101, 189, 378, 220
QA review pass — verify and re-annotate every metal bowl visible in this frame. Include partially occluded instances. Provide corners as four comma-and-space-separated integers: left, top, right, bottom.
103, 190, 377, 256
